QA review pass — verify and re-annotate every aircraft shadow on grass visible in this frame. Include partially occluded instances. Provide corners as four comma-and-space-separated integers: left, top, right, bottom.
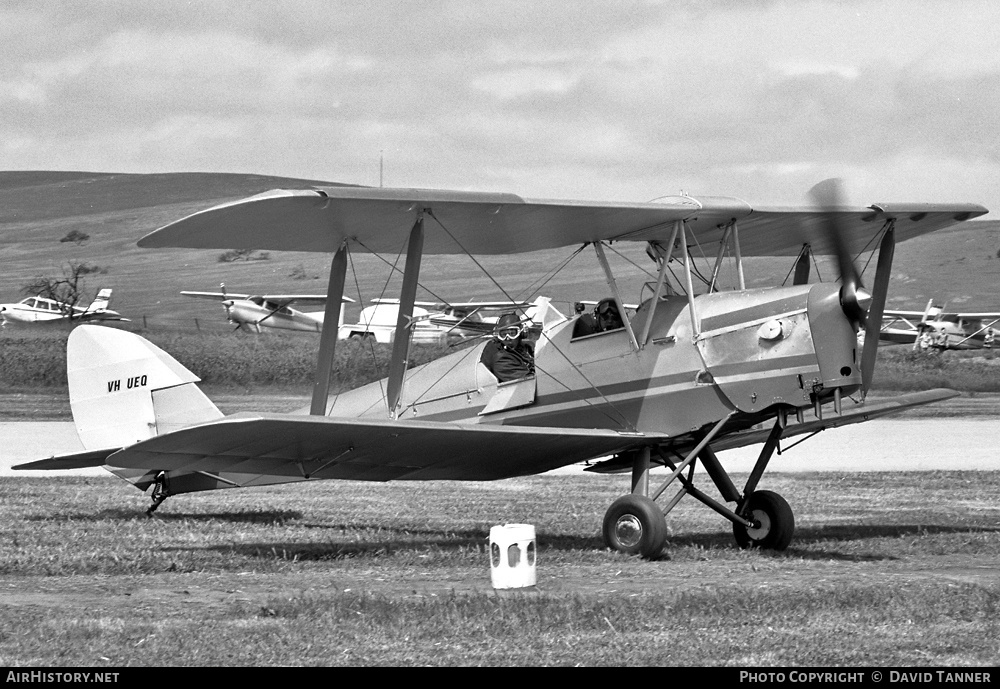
671, 523, 1000, 560
27, 508, 305, 525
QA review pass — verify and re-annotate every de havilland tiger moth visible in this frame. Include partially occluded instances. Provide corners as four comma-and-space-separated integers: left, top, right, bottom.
18, 180, 988, 558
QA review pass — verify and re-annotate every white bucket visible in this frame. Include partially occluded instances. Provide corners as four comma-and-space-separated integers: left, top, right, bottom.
489, 523, 537, 589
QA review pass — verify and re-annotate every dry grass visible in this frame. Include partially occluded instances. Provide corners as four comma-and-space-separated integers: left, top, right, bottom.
0, 472, 997, 666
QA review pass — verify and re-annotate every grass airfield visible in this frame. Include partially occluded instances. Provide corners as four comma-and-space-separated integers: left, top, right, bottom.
0, 472, 997, 666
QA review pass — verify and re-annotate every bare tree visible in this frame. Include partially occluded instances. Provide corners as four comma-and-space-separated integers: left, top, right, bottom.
21, 261, 104, 318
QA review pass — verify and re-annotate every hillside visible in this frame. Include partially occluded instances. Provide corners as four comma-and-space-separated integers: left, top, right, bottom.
0, 171, 997, 333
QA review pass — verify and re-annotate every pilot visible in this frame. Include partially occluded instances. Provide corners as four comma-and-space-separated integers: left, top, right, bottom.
594, 297, 624, 332
480, 313, 535, 382
572, 297, 625, 338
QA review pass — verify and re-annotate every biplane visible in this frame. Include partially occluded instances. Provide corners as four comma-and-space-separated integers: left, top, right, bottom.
18, 180, 988, 558
181, 285, 354, 333
0, 288, 126, 326
879, 300, 1000, 350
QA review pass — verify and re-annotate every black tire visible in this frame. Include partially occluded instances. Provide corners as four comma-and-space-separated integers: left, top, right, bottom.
602, 495, 668, 559
733, 490, 794, 550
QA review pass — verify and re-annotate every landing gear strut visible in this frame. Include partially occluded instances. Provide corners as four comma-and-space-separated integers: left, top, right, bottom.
146, 472, 170, 517
601, 413, 795, 557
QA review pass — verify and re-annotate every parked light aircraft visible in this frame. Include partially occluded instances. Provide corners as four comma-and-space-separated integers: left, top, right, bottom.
0, 288, 126, 326
879, 300, 1000, 350
367, 297, 553, 340
18, 181, 988, 558
339, 300, 448, 344
181, 286, 354, 333
340, 297, 552, 343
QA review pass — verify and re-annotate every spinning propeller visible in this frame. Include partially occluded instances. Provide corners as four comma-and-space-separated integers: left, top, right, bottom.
808, 179, 892, 397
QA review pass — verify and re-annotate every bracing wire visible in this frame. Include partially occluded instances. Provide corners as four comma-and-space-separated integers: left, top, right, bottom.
422, 212, 639, 431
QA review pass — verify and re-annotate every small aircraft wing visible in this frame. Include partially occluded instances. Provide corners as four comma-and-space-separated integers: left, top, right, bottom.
948, 312, 1000, 320
140, 187, 989, 257
182, 290, 253, 300
426, 317, 496, 336
371, 298, 527, 310
882, 310, 928, 318
63, 413, 661, 492
181, 291, 353, 306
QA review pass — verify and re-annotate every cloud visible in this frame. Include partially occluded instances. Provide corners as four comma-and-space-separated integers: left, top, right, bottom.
0, 0, 997, 214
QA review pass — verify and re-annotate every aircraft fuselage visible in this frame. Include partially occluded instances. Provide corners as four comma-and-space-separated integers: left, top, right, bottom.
328, 282, 861, 439
224, 299, 324, 333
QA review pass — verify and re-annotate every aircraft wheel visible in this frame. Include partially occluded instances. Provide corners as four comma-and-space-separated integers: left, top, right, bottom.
733, 490, 794, 550
602, 495, 668, 559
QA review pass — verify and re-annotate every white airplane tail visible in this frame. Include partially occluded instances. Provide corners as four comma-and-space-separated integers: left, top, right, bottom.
528, 296, 566, 330
84, 288, 113, 314
68, 325, 223, 450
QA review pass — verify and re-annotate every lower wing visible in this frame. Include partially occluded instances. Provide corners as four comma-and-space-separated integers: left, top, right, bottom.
18, 414, 661, 494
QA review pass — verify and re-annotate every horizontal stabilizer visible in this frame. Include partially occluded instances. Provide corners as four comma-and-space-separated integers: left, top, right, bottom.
14, 448, 120, 471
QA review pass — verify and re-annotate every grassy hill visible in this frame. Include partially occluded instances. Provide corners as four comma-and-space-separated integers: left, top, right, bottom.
0, 170, 997, 333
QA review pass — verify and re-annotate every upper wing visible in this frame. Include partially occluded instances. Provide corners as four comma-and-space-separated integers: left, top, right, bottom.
79, 413, 661, 494
139, 186, 988, 257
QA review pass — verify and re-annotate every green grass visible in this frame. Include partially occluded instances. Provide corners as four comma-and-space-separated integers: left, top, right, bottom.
0, 473, 997, 665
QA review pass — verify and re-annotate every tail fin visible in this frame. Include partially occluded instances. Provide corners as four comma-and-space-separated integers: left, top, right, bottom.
68, 325, 222, 450
528, 296, 566, 330
84, 288, 112, 314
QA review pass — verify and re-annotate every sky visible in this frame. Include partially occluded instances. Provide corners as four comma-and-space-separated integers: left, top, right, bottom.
2, 0, 998, 214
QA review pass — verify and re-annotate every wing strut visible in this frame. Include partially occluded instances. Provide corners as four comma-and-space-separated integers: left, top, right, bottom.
310, 242, 349, 415
793, 244, 811, 285
593, 242, 639, 351
638, 221, 682, 347
386, 214, 425, 416
731, 220, 746, 290
859, 222, 895, 397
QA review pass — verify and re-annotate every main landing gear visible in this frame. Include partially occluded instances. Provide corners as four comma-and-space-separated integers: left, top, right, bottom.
146, 471, 170, 517
601, 414, 795, 558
